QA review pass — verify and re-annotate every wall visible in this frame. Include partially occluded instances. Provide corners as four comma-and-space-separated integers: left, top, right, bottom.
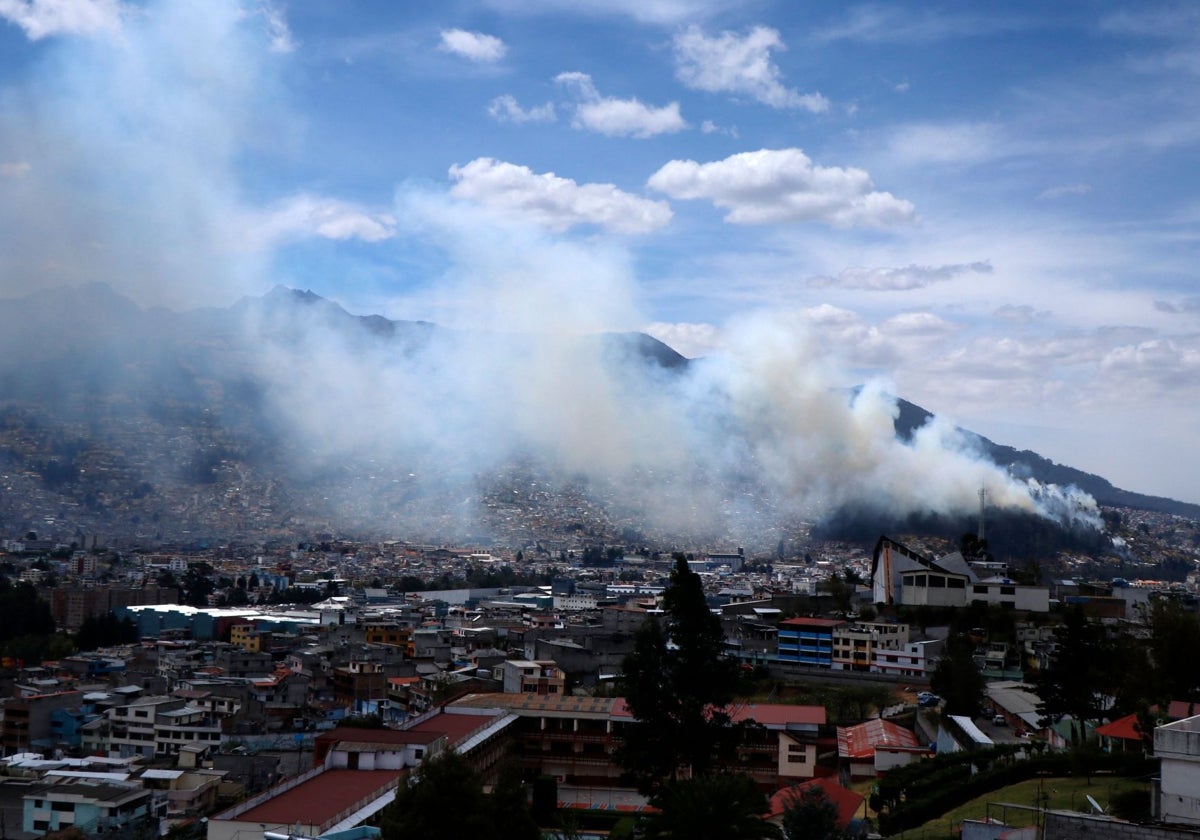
1044, 811, 1190, 840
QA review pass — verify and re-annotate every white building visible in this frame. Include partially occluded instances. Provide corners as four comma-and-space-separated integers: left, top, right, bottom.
1156, 714, 1200, 826
870, 536, 1050, 612
872, 638, 944, 679
80, 696, 223, 759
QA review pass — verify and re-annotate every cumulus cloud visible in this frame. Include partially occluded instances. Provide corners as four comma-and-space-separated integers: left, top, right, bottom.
647, 148, 916, 228
673, 24, 829, 112
808, 260, 992, 291
448, 157, 672, 234
0, 0, 125, 39
643, 321, 722, 358
251, 194, 396, 245
882, 311, 958, 336
439, 28, 506, 62
488, 94, 556, 124
1100, 337, 1200, 394
555, 71, 686, 138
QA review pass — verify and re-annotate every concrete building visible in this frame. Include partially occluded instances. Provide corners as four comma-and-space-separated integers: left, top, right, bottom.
777, 617, 845, 667
499, 660, 566, 696
1156, 714, 1200, 826
1, 691, 82, 755
23, 781, 151, 836
870, 535, 1050, 612
831, 622, 910, 672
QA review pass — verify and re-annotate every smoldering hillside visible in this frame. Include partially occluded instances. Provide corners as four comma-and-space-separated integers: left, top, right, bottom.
0, 282, 1175, 555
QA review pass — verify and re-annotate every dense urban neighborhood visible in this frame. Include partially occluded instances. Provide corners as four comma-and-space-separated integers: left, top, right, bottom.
0, 507, 1196, 839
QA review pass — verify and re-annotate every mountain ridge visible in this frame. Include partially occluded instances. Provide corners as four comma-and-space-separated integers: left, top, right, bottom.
0, 283, 1195, 548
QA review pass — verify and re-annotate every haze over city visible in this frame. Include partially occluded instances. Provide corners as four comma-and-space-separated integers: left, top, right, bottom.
1, 0, 1197, 517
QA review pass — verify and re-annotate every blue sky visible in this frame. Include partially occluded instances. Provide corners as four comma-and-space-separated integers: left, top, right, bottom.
1, 0, 1198, 506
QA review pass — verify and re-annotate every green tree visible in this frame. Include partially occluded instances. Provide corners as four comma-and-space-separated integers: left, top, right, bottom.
1032, 606, 1111, 733
781, 785, 844, 840
1145, 598, 1200, 702
618, 555, 741, 790
819, 575, 853, 615
379, 751, 538, 840
930, 633, 985, 716
642, 773, 780, 840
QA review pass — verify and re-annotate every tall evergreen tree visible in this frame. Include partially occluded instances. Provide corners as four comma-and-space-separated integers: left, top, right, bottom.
930, 633, 985, 716
1032, 605, 1111, 732
379, 751, 538, 840
618, 555, 741, 790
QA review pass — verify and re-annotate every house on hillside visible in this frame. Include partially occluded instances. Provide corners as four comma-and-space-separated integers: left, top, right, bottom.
837, 718, 930, 779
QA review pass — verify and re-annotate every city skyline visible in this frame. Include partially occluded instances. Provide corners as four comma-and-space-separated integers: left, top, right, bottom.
0, 1, 1197, 506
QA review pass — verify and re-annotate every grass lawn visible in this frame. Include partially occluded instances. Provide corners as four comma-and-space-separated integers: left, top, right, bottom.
883, 775, 1150, 839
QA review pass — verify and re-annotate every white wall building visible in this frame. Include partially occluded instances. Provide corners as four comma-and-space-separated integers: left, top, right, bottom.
1156, 714, 1200, 826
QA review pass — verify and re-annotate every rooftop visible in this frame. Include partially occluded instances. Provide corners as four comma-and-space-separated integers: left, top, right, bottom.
837, 718, 923, 760
232, 769, 401, 829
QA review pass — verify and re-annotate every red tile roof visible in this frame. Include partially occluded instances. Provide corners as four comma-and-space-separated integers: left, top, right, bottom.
406, 710, 501, 745
766, 777, 864, 829
729, 703, 826, 727
235, 769, 401, 828
1096, 713, 1142, 741
779, 617, 846, 629
837, 718, 922, 760
1098, 702, 1199, 742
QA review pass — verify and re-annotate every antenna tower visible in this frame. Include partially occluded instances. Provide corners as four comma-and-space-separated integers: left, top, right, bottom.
977, 487, 986, 542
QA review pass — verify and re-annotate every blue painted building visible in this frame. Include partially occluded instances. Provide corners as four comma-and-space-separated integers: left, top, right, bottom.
776, 617, 845, 668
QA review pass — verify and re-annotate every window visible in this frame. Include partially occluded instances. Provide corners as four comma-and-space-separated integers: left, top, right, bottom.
928, 576, 945, 588
414, 749, 423, 760
1000, 586, 1015, 595
973, 586, 987, 594
948, 578, 965, 589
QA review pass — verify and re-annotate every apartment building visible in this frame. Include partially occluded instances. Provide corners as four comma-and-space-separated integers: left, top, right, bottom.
499, 660, 566, 695
23, 781, 151, 836
80, 695, 222, 759
831, 622, 910, 672
777, 617, 845, 667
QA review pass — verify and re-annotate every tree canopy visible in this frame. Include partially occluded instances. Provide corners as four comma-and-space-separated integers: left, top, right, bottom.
781, 785, 846, 840
641, 773, 779, 840
930, 632, 985, 717
1032, 605, 1112, 731
618, 555, 741, 791
379, 751, 537, 840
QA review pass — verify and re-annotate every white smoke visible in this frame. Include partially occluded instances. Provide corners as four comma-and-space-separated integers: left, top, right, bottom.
0, 0, 1104, 545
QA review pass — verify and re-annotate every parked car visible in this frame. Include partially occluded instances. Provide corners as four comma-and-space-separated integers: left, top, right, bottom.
993, 714, 1007, 725
917, 692, 941, 707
